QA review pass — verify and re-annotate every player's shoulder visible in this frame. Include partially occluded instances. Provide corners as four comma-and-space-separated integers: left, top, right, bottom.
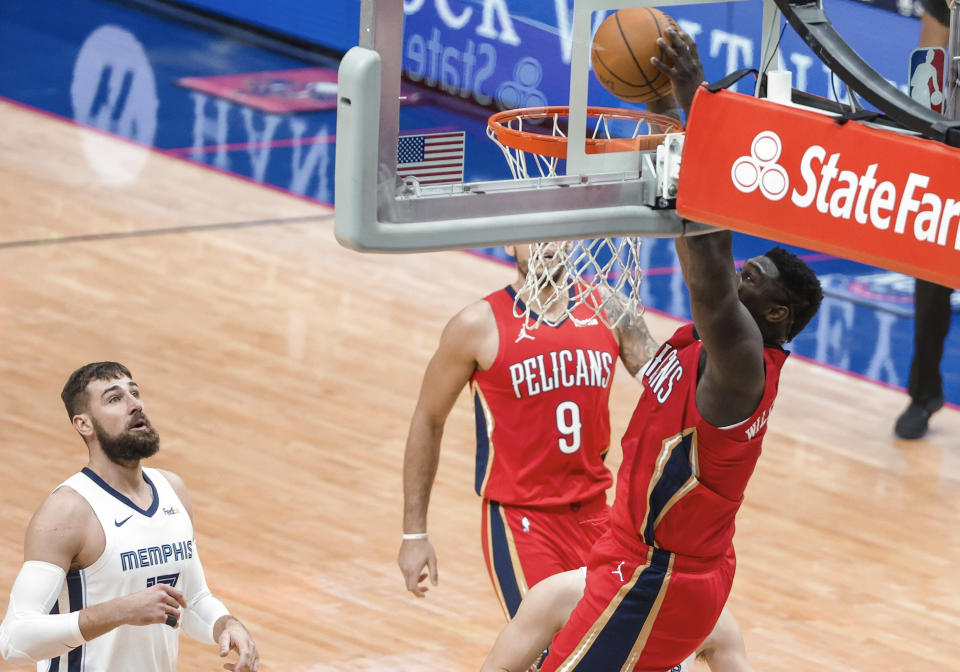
443, 298, 497, 343
438, 298, 500, 368
152, 467, 186, 489
151, 469, 193, 514
453, 297, 497, 328
36, 483, 95, 524
24, 484, 97, 558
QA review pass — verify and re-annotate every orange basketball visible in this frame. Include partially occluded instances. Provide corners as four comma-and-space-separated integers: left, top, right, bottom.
591, 8, 679, 103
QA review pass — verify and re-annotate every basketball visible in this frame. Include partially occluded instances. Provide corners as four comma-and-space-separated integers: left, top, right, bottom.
591, 8, 679, 103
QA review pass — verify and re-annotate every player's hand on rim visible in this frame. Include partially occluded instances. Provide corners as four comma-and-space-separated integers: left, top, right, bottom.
217, 616, 259, 672
651, 28, 705, 117
397, 537, 438, 598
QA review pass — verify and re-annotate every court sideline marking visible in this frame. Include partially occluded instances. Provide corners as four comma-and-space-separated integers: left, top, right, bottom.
0, 214, 333, 251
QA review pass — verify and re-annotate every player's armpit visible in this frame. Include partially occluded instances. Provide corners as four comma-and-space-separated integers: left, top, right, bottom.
0, 561, 85, 663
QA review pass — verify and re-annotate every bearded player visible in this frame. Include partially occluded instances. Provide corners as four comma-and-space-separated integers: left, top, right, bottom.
0, 362, 258, 672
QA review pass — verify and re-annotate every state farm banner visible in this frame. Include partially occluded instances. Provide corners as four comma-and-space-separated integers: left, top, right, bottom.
677, 87, 960, 290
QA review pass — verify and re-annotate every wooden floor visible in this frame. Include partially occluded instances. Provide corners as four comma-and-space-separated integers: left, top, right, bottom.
1, 98, 959, 672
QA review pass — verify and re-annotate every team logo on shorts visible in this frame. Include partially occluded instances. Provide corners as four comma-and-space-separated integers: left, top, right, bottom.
611, 560, 626, 582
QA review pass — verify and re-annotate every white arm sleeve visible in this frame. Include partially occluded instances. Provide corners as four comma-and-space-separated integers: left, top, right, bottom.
0, 561, 85, 663
179, 547, 230, 644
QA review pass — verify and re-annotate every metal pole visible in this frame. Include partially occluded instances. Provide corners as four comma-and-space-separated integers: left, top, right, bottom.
946, 0, 960, 119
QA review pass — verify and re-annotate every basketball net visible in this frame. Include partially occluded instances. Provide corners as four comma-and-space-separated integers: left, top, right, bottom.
512, 238, 644, 336
487, 106, 680, 332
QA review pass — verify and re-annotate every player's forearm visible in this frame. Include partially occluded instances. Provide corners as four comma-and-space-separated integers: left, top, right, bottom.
676, 228, 736, 304
401, 418, 444, 532
645, 94, 683, 123
77, 599, 131, 641
0, 610, 85, 662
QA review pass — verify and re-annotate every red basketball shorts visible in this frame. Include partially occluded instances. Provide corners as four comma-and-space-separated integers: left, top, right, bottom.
480, 495, 610, 619
540, 531, 735, 672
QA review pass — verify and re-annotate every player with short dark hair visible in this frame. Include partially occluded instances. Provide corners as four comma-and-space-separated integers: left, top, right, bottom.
492, 31, 823, 672
0, 362, 259, 672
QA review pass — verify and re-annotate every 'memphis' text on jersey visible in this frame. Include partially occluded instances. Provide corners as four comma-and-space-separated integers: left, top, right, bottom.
120, 539, 194, 572
508, 348, 615, 399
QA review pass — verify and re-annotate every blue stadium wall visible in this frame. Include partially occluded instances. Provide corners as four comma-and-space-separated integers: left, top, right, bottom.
172, 0, 921, 109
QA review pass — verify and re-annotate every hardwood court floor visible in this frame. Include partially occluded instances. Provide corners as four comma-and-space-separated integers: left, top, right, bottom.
1, 98, 959, 671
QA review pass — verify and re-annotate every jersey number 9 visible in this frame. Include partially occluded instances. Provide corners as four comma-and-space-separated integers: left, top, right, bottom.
556, 401, 582, 454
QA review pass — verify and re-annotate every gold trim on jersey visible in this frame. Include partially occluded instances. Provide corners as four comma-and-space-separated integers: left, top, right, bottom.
472, 381, 496, 497
638, 427, 700, 547
484, 503, 510, 620
556, 548, 653, 672
499, 505, 529, 596
618, 553, 676, 672
484, 502, 529, 620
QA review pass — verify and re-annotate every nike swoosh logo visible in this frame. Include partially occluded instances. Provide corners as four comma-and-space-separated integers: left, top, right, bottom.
115, 515, 133, 527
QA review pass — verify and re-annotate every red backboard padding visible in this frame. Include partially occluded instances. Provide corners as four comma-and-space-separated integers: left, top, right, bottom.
678, 87, 960, 290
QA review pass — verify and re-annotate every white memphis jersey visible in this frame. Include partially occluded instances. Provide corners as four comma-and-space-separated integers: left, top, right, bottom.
40, 467, 195, 672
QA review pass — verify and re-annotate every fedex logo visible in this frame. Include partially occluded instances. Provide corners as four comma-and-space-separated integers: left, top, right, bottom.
731, 131, 960, 250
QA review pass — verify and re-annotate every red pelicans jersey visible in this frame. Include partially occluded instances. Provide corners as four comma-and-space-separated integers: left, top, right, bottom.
610, 323, 788, 559
470, 286, 618, 507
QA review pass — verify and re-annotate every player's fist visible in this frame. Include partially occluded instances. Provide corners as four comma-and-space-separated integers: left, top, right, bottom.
119, 583, 186, 627
397, 537, 438, 597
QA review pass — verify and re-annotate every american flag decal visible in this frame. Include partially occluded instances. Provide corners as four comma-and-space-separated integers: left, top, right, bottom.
397, 131, 465, 185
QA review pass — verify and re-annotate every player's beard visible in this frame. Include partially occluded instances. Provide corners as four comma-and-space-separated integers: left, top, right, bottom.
518, 255, 567, 287
92, 414, 160, 465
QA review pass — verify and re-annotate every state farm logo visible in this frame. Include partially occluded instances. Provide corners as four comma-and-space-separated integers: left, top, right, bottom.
729, 130, 960, 249
731, 131, 789, 200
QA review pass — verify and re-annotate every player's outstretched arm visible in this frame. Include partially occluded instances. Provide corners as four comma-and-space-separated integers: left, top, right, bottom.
480, 570, 586, 672
600, 287, 659, 377
652, 27, 766, 425
399, 301, 496, 597
674, 231, 765, 426
0, 489, 186, 662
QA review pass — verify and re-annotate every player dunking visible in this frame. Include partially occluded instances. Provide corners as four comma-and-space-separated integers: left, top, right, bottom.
486, 31, 823, 672
398, 243, 754, 670
0, 362, 258, 672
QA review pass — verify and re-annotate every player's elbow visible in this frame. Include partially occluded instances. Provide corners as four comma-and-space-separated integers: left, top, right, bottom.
0, 617, 40, 663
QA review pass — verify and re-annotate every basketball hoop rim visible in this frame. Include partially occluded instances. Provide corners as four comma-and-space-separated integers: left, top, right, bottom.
487, 105, 684, 159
